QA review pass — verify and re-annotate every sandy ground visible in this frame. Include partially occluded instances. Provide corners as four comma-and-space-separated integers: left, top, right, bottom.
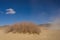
0, 29, 60, 40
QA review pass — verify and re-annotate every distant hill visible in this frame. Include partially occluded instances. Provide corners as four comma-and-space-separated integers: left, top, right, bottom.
0, 23, 51, 28
38, 23, 51, 27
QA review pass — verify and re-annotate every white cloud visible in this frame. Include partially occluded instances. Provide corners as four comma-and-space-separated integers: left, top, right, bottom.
6, 8, 16, 14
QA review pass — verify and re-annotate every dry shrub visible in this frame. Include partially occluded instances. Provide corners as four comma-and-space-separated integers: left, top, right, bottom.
5, 22, 41, 34
5, 26, 13, 33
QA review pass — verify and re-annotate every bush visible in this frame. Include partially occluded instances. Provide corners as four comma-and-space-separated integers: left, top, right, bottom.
5, 22, 41, 34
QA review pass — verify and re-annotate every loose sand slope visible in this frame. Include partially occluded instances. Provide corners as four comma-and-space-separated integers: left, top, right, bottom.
0, 29, 60, 40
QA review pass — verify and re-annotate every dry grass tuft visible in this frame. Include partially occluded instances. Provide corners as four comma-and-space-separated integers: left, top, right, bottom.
5, 22, 40, 34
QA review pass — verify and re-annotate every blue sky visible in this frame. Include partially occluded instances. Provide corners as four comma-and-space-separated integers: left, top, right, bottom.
0, 0, 60, 26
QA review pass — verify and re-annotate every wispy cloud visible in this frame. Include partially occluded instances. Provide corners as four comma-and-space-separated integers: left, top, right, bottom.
6, 8, 16, 14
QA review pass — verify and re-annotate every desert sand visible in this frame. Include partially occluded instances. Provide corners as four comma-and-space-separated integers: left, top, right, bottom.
0, 28, 60, 40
